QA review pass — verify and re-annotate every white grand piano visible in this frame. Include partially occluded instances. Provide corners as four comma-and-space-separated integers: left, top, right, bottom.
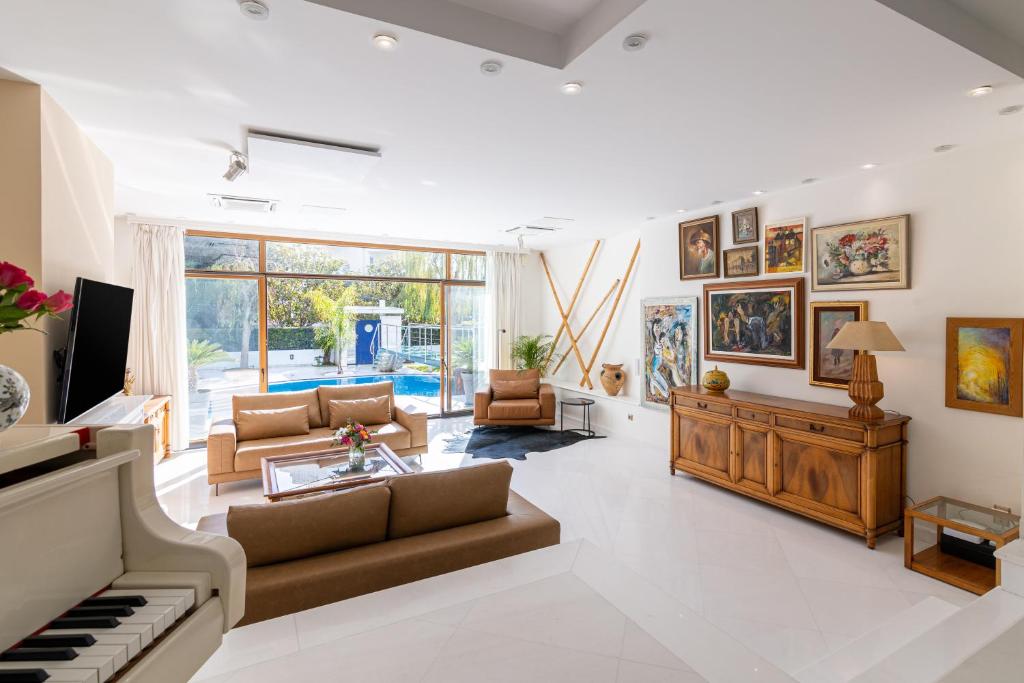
0, 424, 245, 683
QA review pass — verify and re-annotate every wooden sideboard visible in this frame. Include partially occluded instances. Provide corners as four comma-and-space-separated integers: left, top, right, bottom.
142, 395, 172, 463
670, 386, 910, 548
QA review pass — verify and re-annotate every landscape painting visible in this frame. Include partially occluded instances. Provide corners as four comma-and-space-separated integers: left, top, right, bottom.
724, 246, 758, 278
810, 301, 867, 388
678, 216, 719, 280
642, 297, 698, 408
811, 215, 909, 291
764, 218, 805, 274
703, 277, 805, 369
945, 318, 1023, 416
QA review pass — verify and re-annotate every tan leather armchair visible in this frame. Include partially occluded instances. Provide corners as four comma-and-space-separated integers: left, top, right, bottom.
473, 369, 556, 426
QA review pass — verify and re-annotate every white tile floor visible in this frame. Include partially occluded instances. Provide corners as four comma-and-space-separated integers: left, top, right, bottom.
158, 417, 977, 681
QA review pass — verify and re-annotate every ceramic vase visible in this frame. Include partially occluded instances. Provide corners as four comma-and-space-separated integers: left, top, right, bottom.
599, 363, 626, 397
0, 364, 30, 432
701, 366, 730, 392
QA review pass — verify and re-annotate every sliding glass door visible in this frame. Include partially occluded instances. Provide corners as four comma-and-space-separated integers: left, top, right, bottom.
444, 283, 485, 413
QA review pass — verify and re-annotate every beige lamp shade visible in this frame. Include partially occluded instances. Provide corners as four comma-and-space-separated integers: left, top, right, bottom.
826, 321, 905, 352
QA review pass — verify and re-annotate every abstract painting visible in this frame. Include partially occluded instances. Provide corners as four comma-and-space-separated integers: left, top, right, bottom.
809, 301, 867, 388
703, 277, 805, 369
945, 318, 1023, 416
723, 246, 758, 278
678, 216, 719, 280
732, 207, 758, 244
811, 215, 909, 291
764, 217, 805, 274
642, 297, 698, 408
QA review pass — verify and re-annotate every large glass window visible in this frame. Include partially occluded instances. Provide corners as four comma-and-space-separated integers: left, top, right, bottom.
446, 284, 485, 411
265, 241, 444, 279
451, 253, 486, 281
185, 235, 259, 272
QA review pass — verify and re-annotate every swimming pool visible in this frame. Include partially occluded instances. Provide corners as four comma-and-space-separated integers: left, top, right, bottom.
269, 373, 441, 397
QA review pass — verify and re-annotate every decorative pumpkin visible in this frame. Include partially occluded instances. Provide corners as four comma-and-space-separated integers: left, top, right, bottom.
702, 366, 730, 392
599, 363, 626, 396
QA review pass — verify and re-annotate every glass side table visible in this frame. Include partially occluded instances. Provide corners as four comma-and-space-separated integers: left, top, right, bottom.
559, 397, 595, 437
904, 496, 1020, 595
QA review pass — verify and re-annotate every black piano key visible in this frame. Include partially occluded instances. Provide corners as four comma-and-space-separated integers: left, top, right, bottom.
48, 616, 120, 629
19, 636, 95, 648
1, 648, 77, 662
66, 605, 134, 617
81, 595, 147, 607
0, 671, 49, 682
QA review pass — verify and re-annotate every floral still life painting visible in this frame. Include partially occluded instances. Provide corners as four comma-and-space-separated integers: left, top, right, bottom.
945, 318, 1023, 417
812, 215, 909, 291
764, 218, 805, 274
641, 297, 698, 408
703, 278, 805, 369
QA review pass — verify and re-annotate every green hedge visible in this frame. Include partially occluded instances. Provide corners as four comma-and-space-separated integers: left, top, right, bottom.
268, 327, 317, 351
188, 327, 318, 352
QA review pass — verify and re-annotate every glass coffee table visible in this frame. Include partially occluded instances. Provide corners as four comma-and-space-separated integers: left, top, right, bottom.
261, 443, 414, 502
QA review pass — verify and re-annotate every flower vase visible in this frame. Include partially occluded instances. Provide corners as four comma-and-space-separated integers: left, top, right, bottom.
849, 257, 872, 276
349, 445, 366, 471
0, 365, 30, 432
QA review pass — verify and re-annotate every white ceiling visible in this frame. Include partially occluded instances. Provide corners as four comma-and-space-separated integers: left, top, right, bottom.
449, 0, 604, 35
0, 0, 1022, 248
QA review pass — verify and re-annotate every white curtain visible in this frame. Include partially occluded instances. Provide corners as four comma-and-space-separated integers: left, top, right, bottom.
128, 223, 188, 451
485, 251, 523, 371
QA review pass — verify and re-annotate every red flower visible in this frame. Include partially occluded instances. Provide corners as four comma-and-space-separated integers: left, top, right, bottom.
15, 289, 47, 312
838, 234, 856, 248
0, 262, 33, 289
42, 290, 73, 313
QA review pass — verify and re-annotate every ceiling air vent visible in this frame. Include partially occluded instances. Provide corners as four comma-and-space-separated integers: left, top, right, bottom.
505, 225, 561, 234
209, 194, 278, 213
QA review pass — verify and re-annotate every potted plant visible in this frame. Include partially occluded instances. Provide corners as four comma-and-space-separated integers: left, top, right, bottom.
510, 334, 559, 377
452, 338, 477, 398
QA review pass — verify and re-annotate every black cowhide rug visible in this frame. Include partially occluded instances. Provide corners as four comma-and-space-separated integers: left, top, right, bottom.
443, 426, 603, 461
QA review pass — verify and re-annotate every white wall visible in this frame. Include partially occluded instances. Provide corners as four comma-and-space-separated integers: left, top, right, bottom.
532, 140, 1024, 511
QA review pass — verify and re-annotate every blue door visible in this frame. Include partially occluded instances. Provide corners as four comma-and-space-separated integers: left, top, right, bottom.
355, 319, 381, 365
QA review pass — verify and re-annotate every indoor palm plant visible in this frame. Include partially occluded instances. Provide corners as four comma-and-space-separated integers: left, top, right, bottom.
510, 334, 558, 377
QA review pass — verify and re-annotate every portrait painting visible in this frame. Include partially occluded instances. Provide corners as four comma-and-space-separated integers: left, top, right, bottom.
678, 215, 719, 280
811, 215, 909, 291
945, 318, 1023, 416
732, 207, 758, 244
809, 301, 867, 388
764, 218, 806, 274
642, 297, 698, 409
703, 277, 805, 369
723, 246, 758, 278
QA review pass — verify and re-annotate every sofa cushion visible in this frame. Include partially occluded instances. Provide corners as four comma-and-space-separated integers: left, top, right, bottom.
387, 461, 512, 539
233, 389, 324, 429
318, 382, 393, 425
492, 377, 540, 400
234, 428, 336, 472
328, 396, 391, 429
364, 422, 411, 451
226, 484, 391, 568
236, 405, 310, 442
488, 399, 541, 420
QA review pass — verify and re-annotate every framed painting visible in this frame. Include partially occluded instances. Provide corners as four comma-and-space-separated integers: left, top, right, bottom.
641, 297, 698, 409
703, 277, 805, 369
723, 246, 758, 278
764, 217, 806, 274
678, 215, 719, 280
811, 215, 910, 291
809, 301, 868, 388
732, 207, 758, 244
945, 317, 1023, 417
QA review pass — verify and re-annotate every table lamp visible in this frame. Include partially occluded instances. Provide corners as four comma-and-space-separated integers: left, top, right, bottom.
826, 321, 905, 420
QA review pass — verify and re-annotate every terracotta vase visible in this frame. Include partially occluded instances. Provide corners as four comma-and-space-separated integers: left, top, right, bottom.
599, 363, 626, 397
701, 366, 730, 392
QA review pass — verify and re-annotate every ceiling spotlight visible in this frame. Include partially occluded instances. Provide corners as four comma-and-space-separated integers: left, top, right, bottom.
238, 0, 270, 20
676, 209, 687, 213
967, 85, 993, 97
560, 81, 583, 95
999, 104, 1023, 115
860, 163, 877, 170
223, 151, 249, 182
752, 190, 765, 196
372, 33, 398, 50
623, 33, 648, 51
801, 177, 817, 184
933, 144, 956, 153
480, 60, 503, 75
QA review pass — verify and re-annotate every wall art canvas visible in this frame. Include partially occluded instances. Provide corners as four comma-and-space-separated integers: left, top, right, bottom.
678, 216, 719, 280
811, 215, 910, 291
809, 301, 867, 388
703, 277, 805, 369
945, 317, 1023, 417
764, 217, 806, 274
642, 297, 698, 408
723, 246, 758, 278
732, 207, 758, 244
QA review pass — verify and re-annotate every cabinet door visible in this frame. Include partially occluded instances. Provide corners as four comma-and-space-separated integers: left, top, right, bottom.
774, 431, 864, 526
673, 408, 732, 482
735, 422, 769, 493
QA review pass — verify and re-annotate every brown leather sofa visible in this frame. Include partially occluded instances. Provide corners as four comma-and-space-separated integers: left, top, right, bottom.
197, 461, 560, 625
473, 369, 555, 426
207, 380, 428, 492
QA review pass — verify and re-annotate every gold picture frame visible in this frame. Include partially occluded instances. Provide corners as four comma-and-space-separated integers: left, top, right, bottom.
678, 215, 720, 280
809, 301, 868, 388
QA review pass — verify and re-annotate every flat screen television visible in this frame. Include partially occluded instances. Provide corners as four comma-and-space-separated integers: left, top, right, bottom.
56, 278, 135, 423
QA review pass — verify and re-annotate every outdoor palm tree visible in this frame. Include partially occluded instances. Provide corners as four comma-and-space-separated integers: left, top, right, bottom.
307, 287, 358, 371
188, 339, 231, 392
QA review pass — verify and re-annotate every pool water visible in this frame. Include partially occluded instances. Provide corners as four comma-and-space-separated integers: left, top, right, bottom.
269, 373, 441, 397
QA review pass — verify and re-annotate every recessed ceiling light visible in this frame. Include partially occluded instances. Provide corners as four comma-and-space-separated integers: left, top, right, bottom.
561, 81, 583, 95
801, 177, 817, 184
710, 200, 722, 205
623, 33, 648, 51
933, 144, 956, 153
967, 85, 993, 97
480, 60, 503, 75
372, 33, 398, 50
860, 163, 877, 170
676, 209, 687, 213
752, 190, 765, 196
646, 216, 656, 221
420, 179, 438, 187
238, 0, 270, 20
999, 104, 1023, 115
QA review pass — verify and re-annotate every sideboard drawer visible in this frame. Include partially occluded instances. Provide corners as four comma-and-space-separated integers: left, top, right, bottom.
735, 407, 770, 424
775, 416, 863, 443
674, 396, 732, 417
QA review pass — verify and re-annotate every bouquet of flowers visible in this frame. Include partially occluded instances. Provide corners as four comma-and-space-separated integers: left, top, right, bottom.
333, 418, 374, 469
0, 261, 74, 334
823, 230, 891, 277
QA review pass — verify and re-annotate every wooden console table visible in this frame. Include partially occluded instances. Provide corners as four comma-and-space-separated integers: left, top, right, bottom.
143, 395, 171, 463
670, 386, 910, 548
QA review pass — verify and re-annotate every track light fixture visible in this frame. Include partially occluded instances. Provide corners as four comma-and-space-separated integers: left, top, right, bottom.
223, 151, 249, 182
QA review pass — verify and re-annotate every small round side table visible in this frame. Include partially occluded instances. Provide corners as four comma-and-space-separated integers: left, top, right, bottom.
559, 397, 595, 437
